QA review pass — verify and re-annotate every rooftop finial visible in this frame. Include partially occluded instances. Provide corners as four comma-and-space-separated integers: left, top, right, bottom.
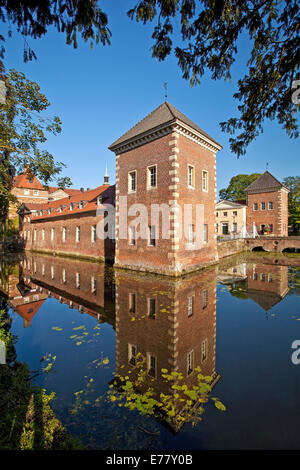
164, 82, 168, 101
104, 163, 109, 185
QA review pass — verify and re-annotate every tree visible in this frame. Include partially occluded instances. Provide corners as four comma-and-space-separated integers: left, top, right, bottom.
283, 176, 300, 233
0, 1, 299, 156
219, 173, 261, 201
0, 0, 111, 61
0, 67, 71, 222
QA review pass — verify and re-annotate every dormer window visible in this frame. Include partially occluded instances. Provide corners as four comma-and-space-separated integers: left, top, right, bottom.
59, 205, 63, 213
70, 203, 73, 211
79, 201, 84, 209
48, 208, 51, 215
97, 196, 102, 206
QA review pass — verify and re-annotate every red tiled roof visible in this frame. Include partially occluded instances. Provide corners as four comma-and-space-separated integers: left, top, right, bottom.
48, 186, 82, 196
13, 173, 44, 190
31, 185, 115, 221
14, 300, 45, 322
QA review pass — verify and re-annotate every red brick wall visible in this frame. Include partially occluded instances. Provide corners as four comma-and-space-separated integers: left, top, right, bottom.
246, 263, 289, 297
21, 211, 115, 262
246, 188, 288, 236
115, 131, 218, 275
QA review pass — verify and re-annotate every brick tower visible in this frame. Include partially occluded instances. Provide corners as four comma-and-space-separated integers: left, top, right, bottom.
245, 171, 289, 236
109, 102, 222, 276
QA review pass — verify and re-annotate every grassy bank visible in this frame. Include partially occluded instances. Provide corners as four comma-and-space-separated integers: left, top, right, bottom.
0, 309, 82, 450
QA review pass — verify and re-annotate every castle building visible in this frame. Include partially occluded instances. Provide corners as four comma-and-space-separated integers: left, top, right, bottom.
9, 173, 82, 221
109, 102, 222, 276
19, 180, 115, 263
245, 171, 289, 236
215, 200, 247, 237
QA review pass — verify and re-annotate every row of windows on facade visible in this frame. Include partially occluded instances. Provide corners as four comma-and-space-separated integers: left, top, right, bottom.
128, 224, 208, 246
31, 263, 98, 292
23, 188, 41, 196
22, 287, 94, 315
253, 272, 273, 282
23, 225, 98, 243
128, 341, 208, 378
128, 166, 208, 192
128, 289, 208, 318
253, 202, 274, 211
23, 197, 105, 221
216, 222, 274, 234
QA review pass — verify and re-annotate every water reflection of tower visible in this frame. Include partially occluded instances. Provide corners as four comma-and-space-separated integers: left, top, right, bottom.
246, 263, 289, 312
114, 266, 221, 432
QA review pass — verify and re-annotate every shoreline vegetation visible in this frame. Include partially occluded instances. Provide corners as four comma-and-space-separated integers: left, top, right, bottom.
0, 309, 82, 450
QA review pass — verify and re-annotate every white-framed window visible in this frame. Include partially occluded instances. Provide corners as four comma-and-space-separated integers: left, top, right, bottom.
187, 350, 194, 375
202, 170, 208, 191
188, 295, 194, 317
268, 274, 273, 283
147, 353, 156, 377
91, 276, 96, 293
62, 268, 66, 283
51, 228, 55, 241
188, 224, 194, 244
253, 203, 258, 211
79, 200, 84, 209
261, 202, 266, 210
202, 289, 208, 308
269, 224, 274, 233
233, 211, 237, 216
201, 339, 208, 362
188, 164, 195, 188
76, 272, 80, 288
70, 203, 73, 211
148, 298, 156, 319
33, 190, 39, 196
254, 272, 258, 281
129, 293, 136, 313
91, 225, 97, 243
62, 227, 67, 242
42, 229, 45, 241
51, 266, 54, 279
128, 343, 137, 366
203, 224, 208, 243
268, 201, 274, 210
148, 225, 156, 247
129, 225, 136, 246
24, 189, 30, 195
128, 171, 137, 193
33, 229, 37, 241
147, 165, 157, 189
261, 273, 265, 282
232, 222, 237, 232
76, 226, 80, 242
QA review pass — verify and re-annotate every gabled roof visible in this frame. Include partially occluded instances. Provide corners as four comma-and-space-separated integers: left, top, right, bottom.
216, 199, 247, 209
247, 289, 285, 311
48, 186, 82, 196
245, 171, 288, 193
13, 173, 44, 190
109, 101, 222, 151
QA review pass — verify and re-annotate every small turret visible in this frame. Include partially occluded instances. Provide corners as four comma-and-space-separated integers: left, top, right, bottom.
104, 164, 109, 185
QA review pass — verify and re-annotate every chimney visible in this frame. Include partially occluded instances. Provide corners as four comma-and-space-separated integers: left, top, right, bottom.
80, 187, 84, 192
104, 163, 109, 185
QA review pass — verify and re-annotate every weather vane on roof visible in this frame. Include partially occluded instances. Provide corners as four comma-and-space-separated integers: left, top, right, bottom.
164, 82, 168, 101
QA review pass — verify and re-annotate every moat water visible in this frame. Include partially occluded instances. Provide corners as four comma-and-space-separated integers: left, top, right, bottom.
1, 252, 300, 450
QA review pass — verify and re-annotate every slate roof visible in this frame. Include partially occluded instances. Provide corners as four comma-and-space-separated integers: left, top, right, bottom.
245, 171, 287, 193
109, 102, 222, 150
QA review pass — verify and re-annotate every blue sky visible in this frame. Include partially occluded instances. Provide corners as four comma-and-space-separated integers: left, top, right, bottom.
3, 0, 299, 195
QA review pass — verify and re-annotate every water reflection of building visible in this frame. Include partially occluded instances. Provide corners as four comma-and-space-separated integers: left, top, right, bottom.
0, 257, 48, 327
219, 260, 289, 312
114, 267, 221, 432
19, 254, 116, 326
247, 263, 289, 311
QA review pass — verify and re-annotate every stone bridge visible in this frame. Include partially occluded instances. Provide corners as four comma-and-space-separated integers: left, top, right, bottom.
245, 236, 300, 253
